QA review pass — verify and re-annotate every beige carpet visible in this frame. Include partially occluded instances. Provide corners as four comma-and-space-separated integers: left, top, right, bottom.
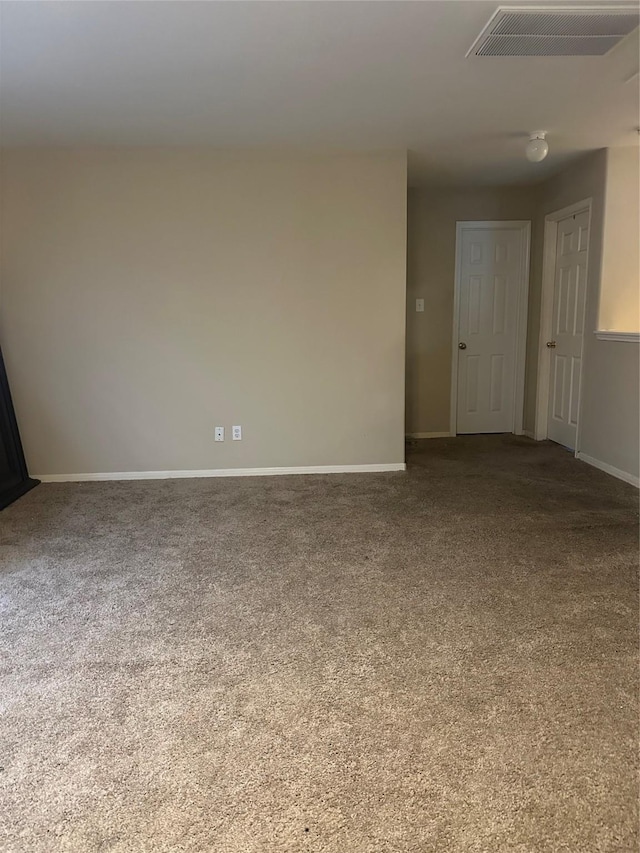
1, 435, 638, 852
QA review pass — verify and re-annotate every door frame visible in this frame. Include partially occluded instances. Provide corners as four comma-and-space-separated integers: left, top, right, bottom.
450, 220, 532, 436
533, 198, 592, 443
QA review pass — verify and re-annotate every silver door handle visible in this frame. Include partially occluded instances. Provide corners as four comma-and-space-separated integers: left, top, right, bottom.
546, 341, 557, 348
458, 342, 467, 350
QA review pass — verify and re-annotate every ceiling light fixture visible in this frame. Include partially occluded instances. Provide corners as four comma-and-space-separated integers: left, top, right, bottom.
525, 131, 549, 162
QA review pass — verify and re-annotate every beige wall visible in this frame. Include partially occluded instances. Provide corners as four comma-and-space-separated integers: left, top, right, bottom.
528, 149, 639, 481
599, 146, 640, 332
578, 339, 639, 477
406, 186, 538, 435
0, 149, 408, 475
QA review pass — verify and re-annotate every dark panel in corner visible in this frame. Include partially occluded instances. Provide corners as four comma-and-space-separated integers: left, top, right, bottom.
0, 347, 39, 509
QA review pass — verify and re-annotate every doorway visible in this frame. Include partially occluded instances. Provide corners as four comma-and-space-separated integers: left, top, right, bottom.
450, 221, 531, 435
0, 348, 39, 509
534, 199, 591, 450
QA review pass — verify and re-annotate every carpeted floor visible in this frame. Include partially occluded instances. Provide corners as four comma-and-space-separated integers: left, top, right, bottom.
1, 435, 638, 852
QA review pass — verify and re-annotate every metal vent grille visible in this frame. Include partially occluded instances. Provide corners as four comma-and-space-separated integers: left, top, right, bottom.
492, 12, 639, 36
477, 34, 623, 55
468, 6, 639, 57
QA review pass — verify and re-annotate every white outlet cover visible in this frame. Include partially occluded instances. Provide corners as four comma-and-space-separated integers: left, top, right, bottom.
215, 427, 224, 441
232, 425, 242, 440
416, 298, 425, 313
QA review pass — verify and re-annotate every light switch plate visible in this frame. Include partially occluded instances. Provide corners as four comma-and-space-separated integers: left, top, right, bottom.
416, 298, 425, 313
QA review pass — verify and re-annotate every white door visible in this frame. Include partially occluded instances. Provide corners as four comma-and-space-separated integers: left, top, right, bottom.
455, 226, 527, 434
546, 210, 589, 450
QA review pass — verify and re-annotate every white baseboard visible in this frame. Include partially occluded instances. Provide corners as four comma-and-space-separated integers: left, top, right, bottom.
34, 462, 406, 483
406, 432, 453, 439
576, 452, 639, 488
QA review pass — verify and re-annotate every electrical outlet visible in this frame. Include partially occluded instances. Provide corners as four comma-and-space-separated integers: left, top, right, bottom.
215, 426, 224, 442
232, 425, 242, 441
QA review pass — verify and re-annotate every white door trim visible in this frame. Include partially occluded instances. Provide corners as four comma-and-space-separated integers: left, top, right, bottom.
450, 220, 531, 436
533, 199, 592, 443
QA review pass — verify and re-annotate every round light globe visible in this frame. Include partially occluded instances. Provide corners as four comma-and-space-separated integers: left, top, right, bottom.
526, 133, 549, 163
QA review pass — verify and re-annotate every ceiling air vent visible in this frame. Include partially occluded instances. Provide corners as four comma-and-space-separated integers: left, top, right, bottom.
467, 6, 640, 56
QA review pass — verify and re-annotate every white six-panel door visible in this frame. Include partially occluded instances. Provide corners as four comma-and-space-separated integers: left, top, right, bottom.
454, 224, 528, 434
546, 210, 589, 450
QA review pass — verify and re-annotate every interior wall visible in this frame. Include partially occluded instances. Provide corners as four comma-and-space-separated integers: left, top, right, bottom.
528, 149, 639, 482
599, 146, 640, 332
406, 186, 538, 435
0, 149, 408, 475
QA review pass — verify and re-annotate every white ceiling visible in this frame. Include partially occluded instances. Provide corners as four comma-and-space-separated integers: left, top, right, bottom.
1, 1, 638, 186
